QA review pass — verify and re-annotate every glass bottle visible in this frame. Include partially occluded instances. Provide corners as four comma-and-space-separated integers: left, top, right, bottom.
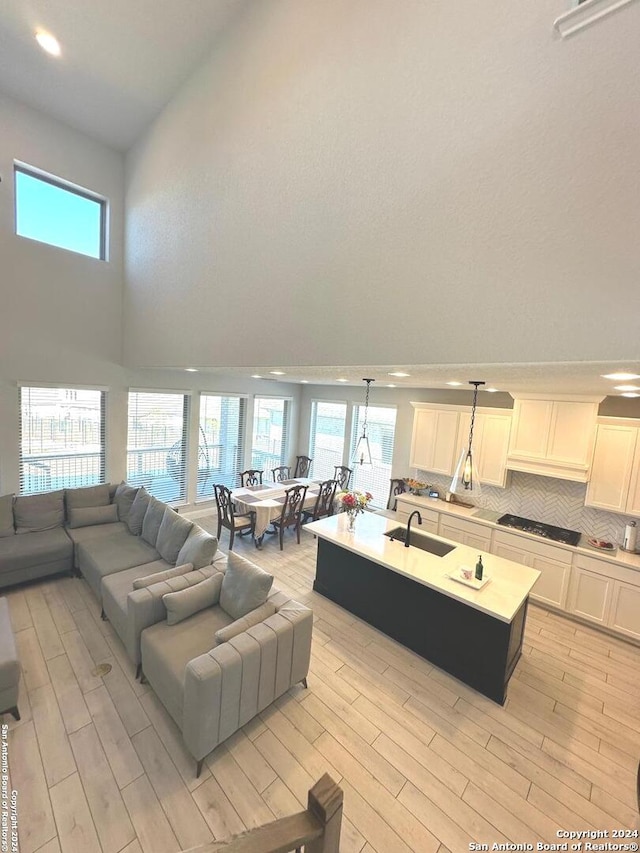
475, 555, 483, 581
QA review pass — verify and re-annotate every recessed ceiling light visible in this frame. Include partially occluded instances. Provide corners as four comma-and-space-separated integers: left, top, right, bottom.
446, 381, 463, 386
336, 378, 349, 383
486, 387, 499, 393
269, 370, 286, 376
251, 374, 262, 379
184, 368, 198, 373
387, 384, 397, 388
614, 385, 640, 392
388, 371, 410, 378
602, 372, 640, 381
621, 392, 640, 398
35, 29, 61, 56
300, 380, 309, 384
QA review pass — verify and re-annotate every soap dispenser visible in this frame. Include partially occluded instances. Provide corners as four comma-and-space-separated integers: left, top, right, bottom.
475, 555, 483, 581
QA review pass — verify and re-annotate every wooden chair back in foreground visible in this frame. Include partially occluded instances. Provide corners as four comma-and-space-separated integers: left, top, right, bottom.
294, 455, 313, 478
271, 465, 291, 482
333, 465, 353, 491
387, 477, 408, 510
271, 484, 308, 550
304, 479, 337, 523
239, 469, 263, 487
213, 484, 255, 551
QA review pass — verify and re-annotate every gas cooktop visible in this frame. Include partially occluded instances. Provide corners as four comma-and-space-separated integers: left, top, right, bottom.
497, 514, 581, 547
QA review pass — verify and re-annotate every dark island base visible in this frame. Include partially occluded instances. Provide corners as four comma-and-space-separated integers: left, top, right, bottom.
313, 539, 526, 704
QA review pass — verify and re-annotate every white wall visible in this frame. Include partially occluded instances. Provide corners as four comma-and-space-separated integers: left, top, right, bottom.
124, 0, 640, 372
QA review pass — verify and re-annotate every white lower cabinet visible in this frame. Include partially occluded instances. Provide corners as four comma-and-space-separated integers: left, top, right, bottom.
492, 530, 572, 610
438, 516, 492, 551
394, 499, 438, 533
569, 554, 640, 640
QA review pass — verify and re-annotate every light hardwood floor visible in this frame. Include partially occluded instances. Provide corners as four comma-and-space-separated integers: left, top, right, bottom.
2, 516, 639, 853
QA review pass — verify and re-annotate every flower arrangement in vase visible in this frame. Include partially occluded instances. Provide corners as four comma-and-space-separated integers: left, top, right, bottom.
404, 477, 427, 496
336, 489, 373, 531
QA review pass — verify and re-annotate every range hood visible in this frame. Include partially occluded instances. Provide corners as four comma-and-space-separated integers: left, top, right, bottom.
506, 394, 604, 482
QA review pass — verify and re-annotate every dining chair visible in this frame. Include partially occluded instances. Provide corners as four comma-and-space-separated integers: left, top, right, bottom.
213, 484, 255, 550
333, 465, 353, 491
271, 484, 308, 550
239, 469, 263, 487
387, 478, 408, 510
293, 455, 313, 478
271, 465, 291, 482
303, 479, 337, 523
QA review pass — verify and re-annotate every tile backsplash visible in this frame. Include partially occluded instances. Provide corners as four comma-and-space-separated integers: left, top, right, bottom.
415, 469, 633, 544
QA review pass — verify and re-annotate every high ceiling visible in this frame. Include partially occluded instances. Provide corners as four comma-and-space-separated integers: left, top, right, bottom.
0, 0, 249, 150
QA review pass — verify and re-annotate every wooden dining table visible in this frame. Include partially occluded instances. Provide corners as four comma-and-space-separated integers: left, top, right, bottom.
231, 478, 321, 547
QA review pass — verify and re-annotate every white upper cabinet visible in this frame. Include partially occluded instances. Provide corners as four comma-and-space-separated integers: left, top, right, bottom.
506, 394, 602, 482
585, 419, 640, 516
457, 411, 512, 488
410, 407, 460, 475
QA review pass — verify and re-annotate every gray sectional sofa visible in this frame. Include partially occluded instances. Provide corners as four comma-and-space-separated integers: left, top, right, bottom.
0, 482, 313, 775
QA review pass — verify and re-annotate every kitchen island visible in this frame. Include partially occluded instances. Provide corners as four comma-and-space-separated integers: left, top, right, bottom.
305, 512, 540, 704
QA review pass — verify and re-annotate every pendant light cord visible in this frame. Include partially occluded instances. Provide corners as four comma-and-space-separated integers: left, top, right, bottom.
467, 382, 480, 454
362, 379, 372, 436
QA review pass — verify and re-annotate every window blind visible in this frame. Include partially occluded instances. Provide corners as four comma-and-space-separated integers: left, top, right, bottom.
350, 404, 398, 509
19, 386, 106, 494
309, 401, 347, 481
198, 393, 246, 496
251, 397, 291, 476
127, 391, 189, 504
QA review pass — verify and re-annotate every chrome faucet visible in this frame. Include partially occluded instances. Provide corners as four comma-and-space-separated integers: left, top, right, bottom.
405, 510, 422, 547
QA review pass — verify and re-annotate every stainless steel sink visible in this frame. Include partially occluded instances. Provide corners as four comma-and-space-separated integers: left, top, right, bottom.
384, 526, 456, 557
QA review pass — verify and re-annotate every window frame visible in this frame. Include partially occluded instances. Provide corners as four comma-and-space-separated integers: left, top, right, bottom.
308, 398, 349, 481
14, 162, 107, 261
197, 391, 248, 498
349, 401, 398, 509
250, 395, 293, 473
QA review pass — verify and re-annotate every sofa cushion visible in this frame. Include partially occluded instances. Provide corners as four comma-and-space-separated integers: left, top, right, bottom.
215, 600, 277, 644
65, 484, 111, 512
0, 495, 14, 538
142, 497, 166, 547
100, 562, 168, 650
77, 532, 159, 599
68, 504, 119, 529
0, 528, 73, 574
141, 605, 233, 726
163, 574, 224, 626
132, 562, 194, 590
219, 553, 274, 620
14, 490, 65, 534
114, 482, 139, 524
127, 488, 151, 535
176, 528, 218, 570
156, 509, 193, 565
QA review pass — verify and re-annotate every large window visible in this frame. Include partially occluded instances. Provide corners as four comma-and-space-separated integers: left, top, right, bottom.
14, 164, 106, 260
309, 401, 347, 481
198, 394, 246, 497
251, 397, 291, 474
19, 386, 106, 494
350, 404, 397, 509
127, 391, 189, 503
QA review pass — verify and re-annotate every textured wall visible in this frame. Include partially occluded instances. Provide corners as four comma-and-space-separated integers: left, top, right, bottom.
418, 469, 632, 544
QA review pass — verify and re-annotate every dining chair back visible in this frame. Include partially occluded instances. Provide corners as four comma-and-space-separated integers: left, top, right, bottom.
293, 455, 313, 478
304, 479, 337, 523
214, 484, 255, 550
272, 484, 308, 550
333, 466, 353, 491
271, 465, 291, 482
387, 478, 408, 510
240, 469, 263, 487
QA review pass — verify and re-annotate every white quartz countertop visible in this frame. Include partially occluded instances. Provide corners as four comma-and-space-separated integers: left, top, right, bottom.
304, 512, 541, 623
394, 492, 640, 572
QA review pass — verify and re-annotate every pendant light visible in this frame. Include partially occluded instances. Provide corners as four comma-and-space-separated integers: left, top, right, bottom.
351, 378, 375, 466
449, 381, 485, 499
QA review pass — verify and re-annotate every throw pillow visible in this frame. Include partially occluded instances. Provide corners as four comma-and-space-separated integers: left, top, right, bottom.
156, 508, 193, 565
0, 494, 14, 538
132, 562, 194, 590
176, 528, 218, 570
114, 482, 139, 524
65, 484, 111, 511
219, 553, 274, 620
215, 600, 277, 644
163, 574, 223, 626
127, 487, 151, 535
67, 504, 119, 529
141, 497, 166, 547
14, 490, 65, 534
